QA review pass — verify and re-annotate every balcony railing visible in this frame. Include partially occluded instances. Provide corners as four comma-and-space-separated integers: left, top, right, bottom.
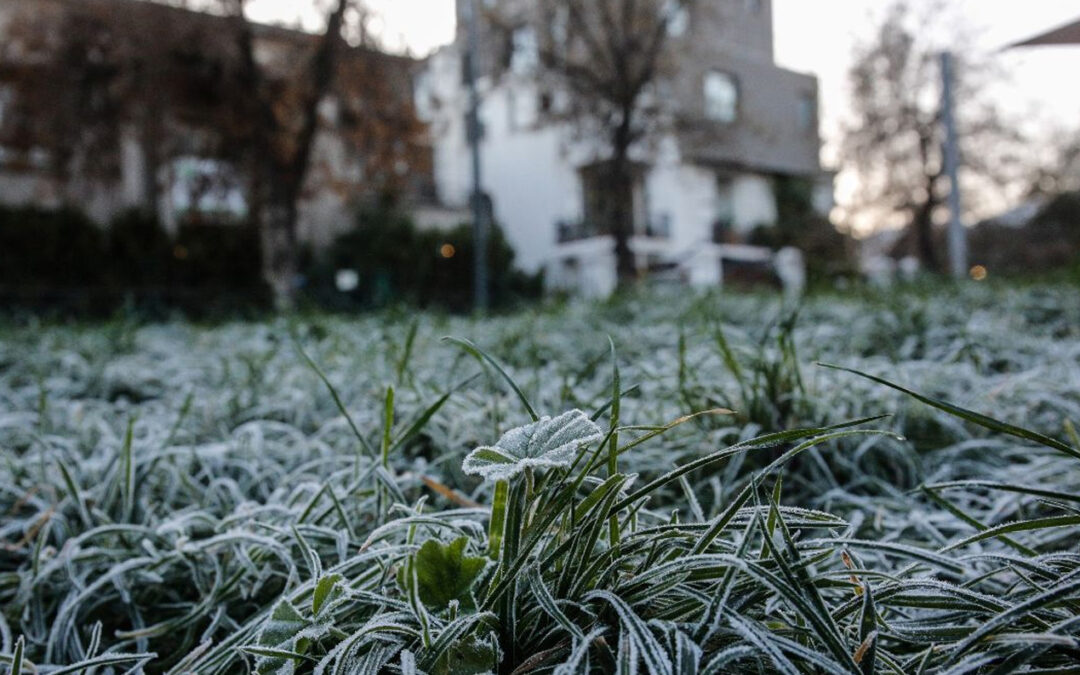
556, 214, 672, 243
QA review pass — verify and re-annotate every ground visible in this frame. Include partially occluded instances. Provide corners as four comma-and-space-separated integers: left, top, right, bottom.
1, 282, 1079, 673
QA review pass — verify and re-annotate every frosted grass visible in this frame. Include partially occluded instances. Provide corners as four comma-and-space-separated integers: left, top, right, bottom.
0, 282, 1078, 672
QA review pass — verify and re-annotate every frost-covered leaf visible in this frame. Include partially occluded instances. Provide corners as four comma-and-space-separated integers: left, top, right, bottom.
432, 637, 498, 675
252, 599, 309, 674
398, 537, 486, 611
312, 573, 343, 617
462, 409, 603, 481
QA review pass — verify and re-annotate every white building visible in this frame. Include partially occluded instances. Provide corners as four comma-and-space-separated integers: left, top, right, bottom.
416, 0, 832, 297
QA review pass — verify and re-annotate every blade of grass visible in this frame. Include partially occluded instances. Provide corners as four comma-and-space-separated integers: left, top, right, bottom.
819, 363, 1080, 460
442, 336, 539, 422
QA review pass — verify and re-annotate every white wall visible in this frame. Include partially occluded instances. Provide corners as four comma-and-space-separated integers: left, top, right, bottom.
731, 174, 777, 233
417, 47, 788, 286
421, 47, 473, 211
646, 136, 719, 259
421, 49, 583, 274
479, 83, 581, 273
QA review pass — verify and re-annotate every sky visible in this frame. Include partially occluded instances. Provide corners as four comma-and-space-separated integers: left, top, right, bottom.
771, 0, 1080, 233
245, 0, 456, 54
245, 0, 1080, 233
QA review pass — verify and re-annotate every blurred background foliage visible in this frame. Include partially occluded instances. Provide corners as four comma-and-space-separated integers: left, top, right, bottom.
0, 203, 542, 317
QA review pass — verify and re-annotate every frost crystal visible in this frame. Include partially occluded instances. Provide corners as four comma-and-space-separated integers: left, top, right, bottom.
462, 409, 604, 481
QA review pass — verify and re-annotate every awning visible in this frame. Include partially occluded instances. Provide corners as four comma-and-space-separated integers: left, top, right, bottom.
1010, 17, 1080, 48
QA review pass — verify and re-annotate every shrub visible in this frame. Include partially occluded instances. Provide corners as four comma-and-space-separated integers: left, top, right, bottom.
0, 205, 107, 288
0, 204, 268, 315
106, 209, 175, 287
172, 220, 264, 291
304, 206, 541, 312
966, 191, 1080, 276
749, 176, 854, 284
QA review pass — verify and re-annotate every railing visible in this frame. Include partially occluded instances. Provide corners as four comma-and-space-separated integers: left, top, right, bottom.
556, 214, 672, 243
711, 218, 735, 244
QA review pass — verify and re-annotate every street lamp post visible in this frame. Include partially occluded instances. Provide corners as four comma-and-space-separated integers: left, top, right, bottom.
940, 51, 968, 280
463, 0, 489, 312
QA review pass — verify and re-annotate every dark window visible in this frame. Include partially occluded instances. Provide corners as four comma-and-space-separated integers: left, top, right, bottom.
798, 92, 816, 133
580, 161, 647, 237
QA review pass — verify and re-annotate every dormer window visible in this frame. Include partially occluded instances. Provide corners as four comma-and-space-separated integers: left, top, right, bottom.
510, 25, 539, 75
704, 71, 738, 123
798, 92, 816, 133
665, 0, 689, 37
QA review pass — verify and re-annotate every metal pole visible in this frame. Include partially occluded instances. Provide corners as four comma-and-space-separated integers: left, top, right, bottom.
464, 0, 489, 311
941, 51, 968, 280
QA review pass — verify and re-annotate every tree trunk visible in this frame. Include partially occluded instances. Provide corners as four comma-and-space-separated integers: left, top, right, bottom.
230, 0, 348, 312
139, 107, 163, 217
912, 197, 939, 273
610, 115, 637, 285
259, 176, 300, 311
610, 166, 636, 283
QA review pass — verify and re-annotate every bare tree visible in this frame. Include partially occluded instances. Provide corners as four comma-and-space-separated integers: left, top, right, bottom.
842, 2, 1022, 271
222, 0, 350, 308
1029, 128, 1080, 197
0, 1, 208, 207
488, 0, 692, 284
224, 0, 431, 308
1, 0, 427, 309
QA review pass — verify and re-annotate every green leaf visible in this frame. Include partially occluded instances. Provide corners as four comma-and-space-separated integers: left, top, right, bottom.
940, 515, 1080, 552
403, 537, 486, 611
381, 385, 395, 468
121, 416, 136, 523
487, 479, 509, 559
857, 581, 877, 675
253, 599, 309, 674
432, 638, 498, 675
41, 652, 157, 675
262, 600, 306, 645
312, 573, 343, 617
462, 409, 603, 481
11, 635, 24, 675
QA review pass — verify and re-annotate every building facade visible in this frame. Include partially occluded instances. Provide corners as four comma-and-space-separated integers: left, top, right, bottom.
0, 0, 429, 249
416, 0, 831, 296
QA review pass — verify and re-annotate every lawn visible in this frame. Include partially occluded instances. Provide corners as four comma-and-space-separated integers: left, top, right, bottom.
1, 282, 1079, 673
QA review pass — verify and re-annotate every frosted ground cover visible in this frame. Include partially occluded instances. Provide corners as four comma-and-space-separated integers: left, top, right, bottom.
1, 283, 1079, 673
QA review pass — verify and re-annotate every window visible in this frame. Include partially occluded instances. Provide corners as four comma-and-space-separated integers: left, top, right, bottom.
665, 0, 689, 37
413, 70, 436, 120
510, 25, 539, 75
0, 86, 11, 129
798, 92, 816, 133
552, 7, 570, 46
580, 161, 647, 237
712, 175, 735, 242
170, 157, 247, 222
704, 71, 738, 123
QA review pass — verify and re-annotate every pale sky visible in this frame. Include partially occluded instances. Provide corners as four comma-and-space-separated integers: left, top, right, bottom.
772, 1, 1080, 232
246, 0, 1080, 231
